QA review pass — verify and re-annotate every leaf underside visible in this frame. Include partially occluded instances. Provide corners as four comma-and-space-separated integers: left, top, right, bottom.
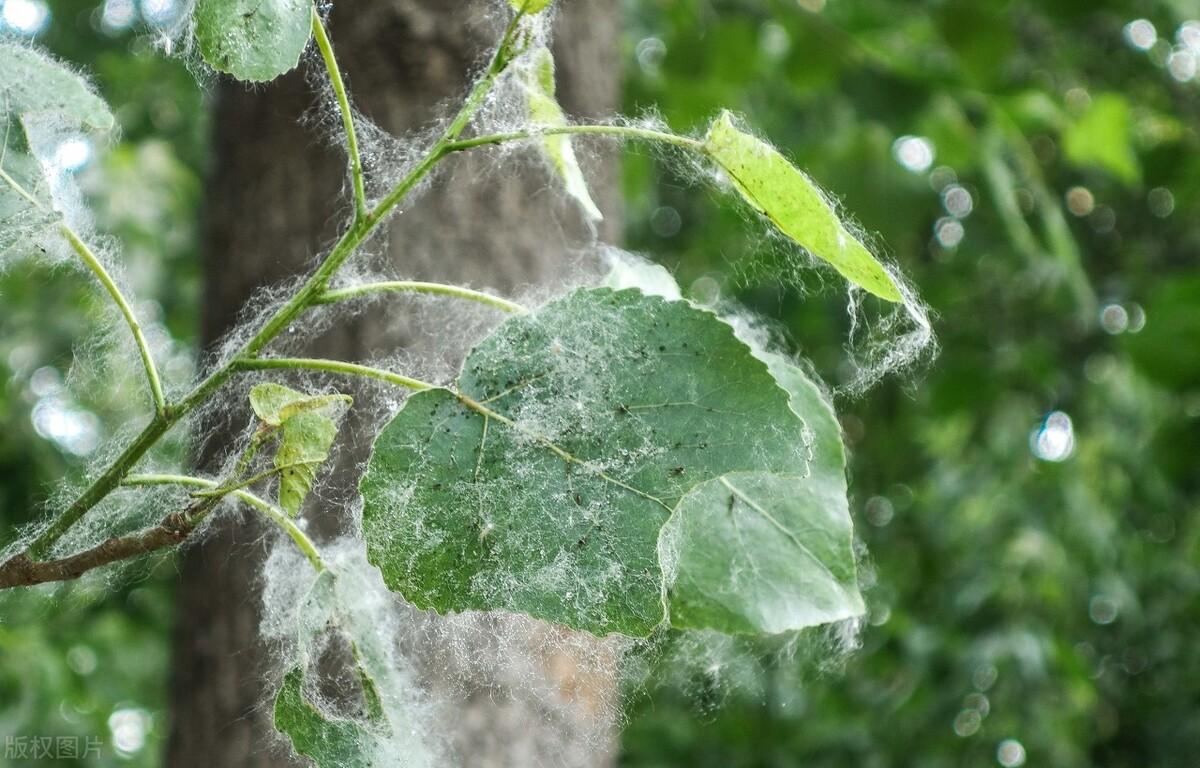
361, 287, 864, 637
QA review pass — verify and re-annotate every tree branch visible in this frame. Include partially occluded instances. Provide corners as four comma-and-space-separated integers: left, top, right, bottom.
0, 511, 193, 589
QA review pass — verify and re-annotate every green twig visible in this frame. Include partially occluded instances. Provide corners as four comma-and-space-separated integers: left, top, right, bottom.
124, 474, 327, 573
236, 357, 435, 393
0, 167, 167, 416
311, 6, 368, 222
316, 280, 527, 314
444, 124, 704, 154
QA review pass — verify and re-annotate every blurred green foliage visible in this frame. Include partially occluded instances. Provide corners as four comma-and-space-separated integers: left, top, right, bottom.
620, 1, 1200, 766
1, 0, 1198, 766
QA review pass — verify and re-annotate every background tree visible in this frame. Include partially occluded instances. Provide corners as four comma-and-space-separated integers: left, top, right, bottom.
169, 2, 621, 766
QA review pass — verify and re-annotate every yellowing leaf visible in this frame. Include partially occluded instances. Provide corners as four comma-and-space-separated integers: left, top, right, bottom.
703, 110, 902, 302
522, 46, 603, 223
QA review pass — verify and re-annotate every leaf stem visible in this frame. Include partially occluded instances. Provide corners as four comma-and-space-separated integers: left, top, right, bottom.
444, 124, 705, 154
0, 166, 167, 416
236, 358, 436, 393
61, 226, 168, 416
311, 5, 367, 222
316, 280, 527, 314
124, 474, 327, 573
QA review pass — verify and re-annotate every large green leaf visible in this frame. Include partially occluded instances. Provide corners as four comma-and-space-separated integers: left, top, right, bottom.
193, 0, 313, 83
0, 42, 115, 257
521, 46, 602, 222
702, 110, 902, 302
361, 287, 860, 637
0, 43, 115, 134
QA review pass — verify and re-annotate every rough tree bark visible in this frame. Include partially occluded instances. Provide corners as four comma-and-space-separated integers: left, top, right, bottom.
166, 2, 621, 766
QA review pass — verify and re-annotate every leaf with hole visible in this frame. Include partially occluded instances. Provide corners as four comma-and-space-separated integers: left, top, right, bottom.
703, 110, 902, 302
521, 46, 602, 222
361, 287, 860, 637
193, 0, 313, 83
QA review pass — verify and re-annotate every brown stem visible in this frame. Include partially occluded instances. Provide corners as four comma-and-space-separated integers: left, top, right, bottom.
0, 511, 195, 589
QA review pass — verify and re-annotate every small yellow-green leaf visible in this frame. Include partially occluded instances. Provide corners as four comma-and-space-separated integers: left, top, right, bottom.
250, 382, 350, 427
521, 46, 603, 222
249, 383, 307, 426
703, 110, 902, 302
509, 0, 554, 13
276, 410, 339, 517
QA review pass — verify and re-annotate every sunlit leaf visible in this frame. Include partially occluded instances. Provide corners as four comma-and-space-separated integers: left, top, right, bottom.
703, 110, 902, 302
509, 0, 554, 14
193, 0, 313, 83
521, 46, 602, 222
361, 287, 858, 637
1062, 93, 1139, 185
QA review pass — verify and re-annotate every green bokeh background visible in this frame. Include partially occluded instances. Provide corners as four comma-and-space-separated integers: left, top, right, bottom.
1, 0, 1198, 765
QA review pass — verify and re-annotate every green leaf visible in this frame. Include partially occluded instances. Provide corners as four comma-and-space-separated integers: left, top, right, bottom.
275, 666, 388, 768
276, 411, 339, 517
248, 383, 349, 515
663, 472, 863, 633
361, 287, 858, 637
249, 382, 350, 427
0, 43, 115, 134
1062, 93, 1140, 185
509, 0, 554, 13
0, 42, 115, 258
521, 46, 603, 222
703, 110, 902, 302
193, 0, 313, 83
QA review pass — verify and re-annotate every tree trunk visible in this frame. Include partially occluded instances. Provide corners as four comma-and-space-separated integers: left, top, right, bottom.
166, 2, 621, 766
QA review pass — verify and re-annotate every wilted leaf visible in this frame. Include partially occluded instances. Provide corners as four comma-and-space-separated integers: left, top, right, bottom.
361, 287, 859, 637
276, 410, 339, 517
521, 46, 603, 222
193, 0, 313, 83
703, 110, 902, 302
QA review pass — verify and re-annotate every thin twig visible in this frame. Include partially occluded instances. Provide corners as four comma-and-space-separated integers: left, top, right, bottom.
311, 6, 367, 222
316, 280, 527, 314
